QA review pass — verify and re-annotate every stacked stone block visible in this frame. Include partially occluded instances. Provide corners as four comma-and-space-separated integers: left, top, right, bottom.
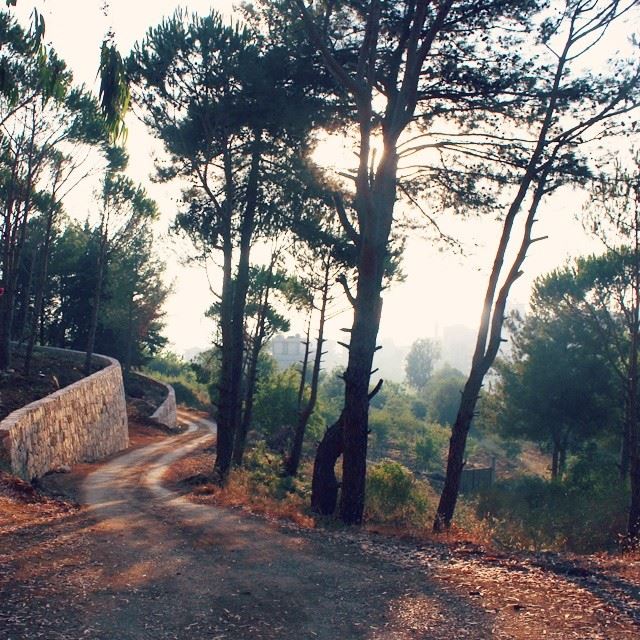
0, 346, 128, 481
151, 382, 177, 430
131, 371, 178, 430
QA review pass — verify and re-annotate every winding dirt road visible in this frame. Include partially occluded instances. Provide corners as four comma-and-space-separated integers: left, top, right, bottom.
2, 412, 639, 639
78, 414, 484, 639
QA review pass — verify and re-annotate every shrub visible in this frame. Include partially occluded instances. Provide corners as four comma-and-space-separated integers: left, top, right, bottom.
142, 368, 209, 410
414, 423, 449, 471
242, 442, 309, 500
477, 467, 629, 552
415, 435, 439, 470
366, 460, 433, 527
171, 380, 208, 409
411, 399, 428, 420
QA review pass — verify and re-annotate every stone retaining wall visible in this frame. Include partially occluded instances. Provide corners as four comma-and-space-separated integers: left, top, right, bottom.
0, 345, 128, 481
131, 371, 177, 430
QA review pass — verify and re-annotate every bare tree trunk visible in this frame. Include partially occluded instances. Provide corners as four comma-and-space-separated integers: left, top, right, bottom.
286, 258, 330, 477
628, 375, 640, 538
0, 209, 30, 370
233, 338, 260, 467
434, 163, 554, 532
627, 233, 640, 539
339, 141, 397, 525
621, 412, 632, 480
233, 271, 272, 467
558, 438, 568, 479
214, 240, 236, 482
293, 0, 455, 525
14, 250, 34, 343
551, 442, 560, 481
214, 131, 262, 482
24, 202, 56, 376
123, 296, 134, 378
297, 317, 312, 411
84, 235, 107, 375
311, 414, 344, 515
310, 378, 384, 514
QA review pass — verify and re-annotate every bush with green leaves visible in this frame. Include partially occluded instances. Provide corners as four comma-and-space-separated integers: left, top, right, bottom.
424, 365, 466, 426
252, 366, 325, 453
414, 423, 450, 471
365, 460, 433, 527
143, 351, 209, 409
243, 442, 308, 500
477, 457, 628, 552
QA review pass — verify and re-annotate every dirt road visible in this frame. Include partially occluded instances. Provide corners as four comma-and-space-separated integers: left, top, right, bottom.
2, 413, 639, 639
79, 415, 484, 639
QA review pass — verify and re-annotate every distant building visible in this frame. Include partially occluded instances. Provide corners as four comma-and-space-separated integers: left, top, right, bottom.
270, 334, 307, 370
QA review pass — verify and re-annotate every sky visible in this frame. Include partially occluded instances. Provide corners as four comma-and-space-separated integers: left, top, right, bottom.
10, 0, 624, 356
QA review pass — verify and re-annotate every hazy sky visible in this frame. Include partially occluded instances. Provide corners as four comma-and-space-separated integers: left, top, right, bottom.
11, 1, 617, 355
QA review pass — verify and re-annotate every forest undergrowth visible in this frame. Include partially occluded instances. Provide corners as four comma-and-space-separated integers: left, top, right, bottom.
163, 441, 636, 556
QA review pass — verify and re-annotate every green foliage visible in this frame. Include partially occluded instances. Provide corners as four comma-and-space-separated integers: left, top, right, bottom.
368, 388, 424, 457
366, 460, 432, 527
415, 435, 439, 471
146, 352, 190, 379
243, 441, 309, 500
144, 352, 210, 409
97, 230, 169, 368
316, 367, 345, 426
424, 365, 466, 426
404, 338, 440, 391
143, 354, 210, 410
477, 459, 629, 552
0, 10, 69, 104
252, 367, 299, 447
189, 348, 220, 385
252, 366, 324, 452
415, 424, 450, 472
410, 399, 428, 420
496, 303, 618, 476
99, 41, 130, 142
12, 213, 168, 370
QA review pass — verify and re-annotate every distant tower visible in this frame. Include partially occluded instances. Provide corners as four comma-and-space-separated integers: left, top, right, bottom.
269, 333, 307, 369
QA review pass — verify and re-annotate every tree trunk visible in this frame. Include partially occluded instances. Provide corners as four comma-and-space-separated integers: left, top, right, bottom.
627, 285, 640, 538
621, 411, 631, 480
297, 318, 312, 411
0, 286, 15, 370
629, 450, 640, 540
433, 372, 484, 531
214, 132, 262, 482
233, 325, 263, 467
232, 345, 258, 467
24, 202, 56, 376
551, 442, 560, 480
123, 295, 134, 378
0, 213, 29, 370
14, 250, 34, 343
558, 438, 567, 479
434, 163, 554, 532
286, 259, 330, 477
84, 235, 107, 375
339, 140, 397, 525
214, 240, 236, 482
311, 414, 344, 515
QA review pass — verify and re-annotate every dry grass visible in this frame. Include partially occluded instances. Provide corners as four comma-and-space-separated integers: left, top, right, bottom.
163, 448, 317, 528
0, 471, 78, 534
162, 444, 499, 548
